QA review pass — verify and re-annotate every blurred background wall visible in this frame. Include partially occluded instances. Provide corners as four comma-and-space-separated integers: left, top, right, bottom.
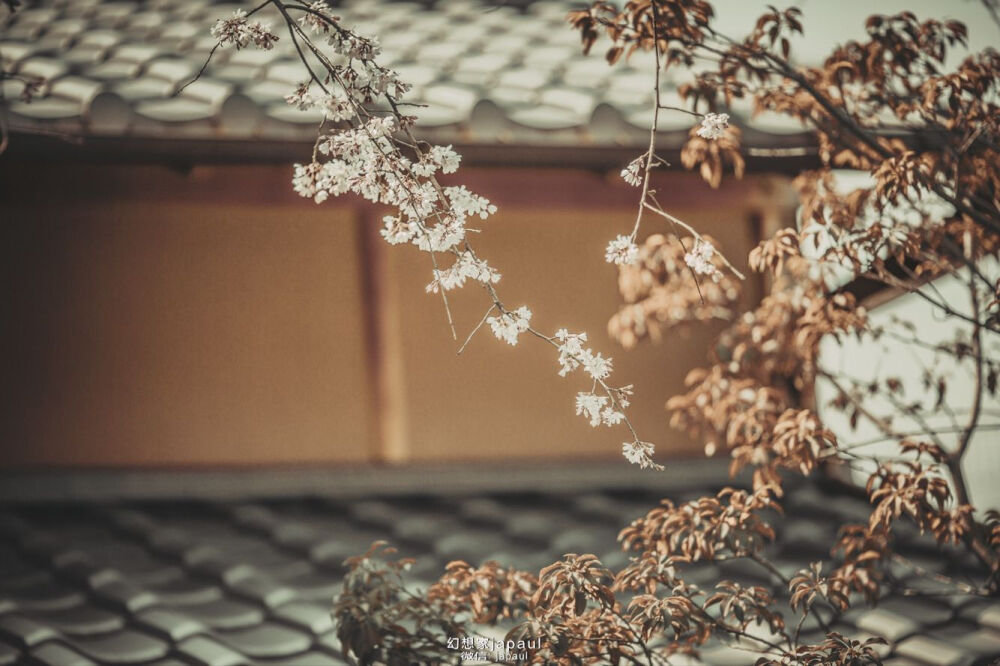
0, 162, 782, 468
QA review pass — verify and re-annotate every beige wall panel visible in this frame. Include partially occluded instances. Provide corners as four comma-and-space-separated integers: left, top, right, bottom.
386, 171, 760, 463
1, 165, 373, 467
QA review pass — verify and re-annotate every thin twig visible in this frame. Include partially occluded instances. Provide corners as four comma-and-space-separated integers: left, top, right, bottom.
457, 305, 496, 355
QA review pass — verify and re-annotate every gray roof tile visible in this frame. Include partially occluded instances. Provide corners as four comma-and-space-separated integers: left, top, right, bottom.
242, 79, 288, 106
413, 41, 467, 67
894, 635, 974, 666
0, 476, 997, 665
17, 56, 69, 82
496, 66, 550, 91
0, 0, 881, 158
423, 83, 479, 115
175, 635, 246, 666
134, 608, 208, 643
210, 63, 263, 84
29, 642, 98, 666
454, 51, 513, 76
744, 109, 811, 135
125, 11, 167, 33
509, 104, 584, 130
486, 85, 537, 108
60, 0, 101, 18
960, 599, 1000, 631
0, 615, 60, 648
393, 62, 440, 87
402, 13, 455, 37
10, 97, 81, 120
219, 94, 259, 135
145, 59, 199, 86
930, 623, 1000, 661
0, 40, 41, 65
482, 32, 532, 55
34, 34, 76, 55
49, 75, 102, 103
85, 54, 142, 80
1, 77, 27, 100
93, 2, 138, 26
522, 44, 577, 68
135, 97, 214, 123
849, 607, 921, 643
215, 622, 311, 659
265, 61, 311, 86
540, 86, 596, 114
270, 602, 335, 636
78, 29, 123, 50
62, 45, 110, 67
564, 57, 613, 86
9, 7, 60, 24
45, 18, 89, 39
0, 643, 19, 666
263, 103, 322, 126
115, 77, 173, 102
179, 78, 232, 106
69, 629, 169, 664
158, 22, 201, 43
227, 47, 281, 68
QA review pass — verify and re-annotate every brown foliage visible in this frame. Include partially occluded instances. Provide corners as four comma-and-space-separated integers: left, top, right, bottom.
608, 233, 741, 349
328, 0, 1000, 663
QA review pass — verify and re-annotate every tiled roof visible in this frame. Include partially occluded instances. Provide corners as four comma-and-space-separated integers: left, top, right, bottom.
0, 469, 998, 665
0, 0, 816, 161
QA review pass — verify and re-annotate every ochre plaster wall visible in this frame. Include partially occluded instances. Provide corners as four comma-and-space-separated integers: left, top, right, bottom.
0, 163, 769, 467
0, 164, 374, 466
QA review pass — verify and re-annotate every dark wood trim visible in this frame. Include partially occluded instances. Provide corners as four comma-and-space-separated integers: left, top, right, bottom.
357, 206, 411, 463
0, 458, 733, 502
3, 131, 820, 173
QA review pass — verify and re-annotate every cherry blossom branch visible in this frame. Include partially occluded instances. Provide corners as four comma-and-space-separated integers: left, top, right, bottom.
206, 1, 659, 468
643, 197, 746, 279
273, 1, 460, 339
605, 0, 744, 293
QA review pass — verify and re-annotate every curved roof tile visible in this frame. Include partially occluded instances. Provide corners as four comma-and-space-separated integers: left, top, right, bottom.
4, 0, 964, 159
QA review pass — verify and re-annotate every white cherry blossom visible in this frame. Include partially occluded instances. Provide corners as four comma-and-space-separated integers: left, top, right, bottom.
210, 9, 279, 50
487, 306, 532, 345
582, 352, 613, 381
621, 156, 643, 186
426, 252, 501, 293
696, 112, 730, 140
622, 440, 662, 469
554, 329, 588, 376
684, 239, 722, 282
576, 393, 608, 427
605, 235, 639, 265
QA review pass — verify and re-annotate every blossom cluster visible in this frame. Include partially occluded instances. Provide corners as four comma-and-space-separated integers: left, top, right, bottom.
622, 440, 661, 469
620, 156, 644, 186
487, 307, 532, 346
696, 112, 730, 140
553, 329, 634, 444
210, 9, 278, 50
426, 251, 501, 294
605, 234, 639, 265
684, 239, 722, 282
